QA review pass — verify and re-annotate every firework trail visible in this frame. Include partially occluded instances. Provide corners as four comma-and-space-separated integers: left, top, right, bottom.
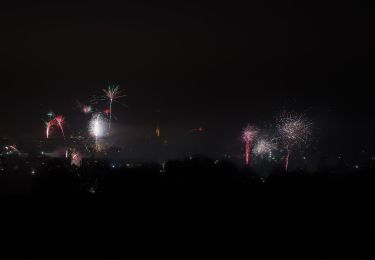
103, 85, 126, 132
253, 137, 276, 159
277, 112, 312, 171
44, 110, 56, 139
242, 125, 258, 165
55, 115, 66, 139
45, 119, 55, 139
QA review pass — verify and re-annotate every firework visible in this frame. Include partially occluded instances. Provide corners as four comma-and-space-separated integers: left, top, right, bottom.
55, 115, 66, 139
103, 85, 126, 131
76, 100, 92, 114
253, 138, 276, 158
83, 105, 92, 114
45, 119, 55, 139
8, 145, 18, 152
89, 114, 106, 148
47, 111, 55, 119
190, 127, 205, 133
242, 125, 258, 165
277, 112, 312, 171
103, 108, 110, 116
71, 150, 82, 167
156, 122, 160, 137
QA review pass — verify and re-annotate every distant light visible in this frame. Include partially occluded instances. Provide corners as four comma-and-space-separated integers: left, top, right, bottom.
160, 162, 166, 173
354, 165, 359, 169
88, 186, 96, 194
156, 126, 160, 137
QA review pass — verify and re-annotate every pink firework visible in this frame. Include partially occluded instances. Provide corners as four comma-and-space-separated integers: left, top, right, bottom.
103, 108, 110, 116
71, 151, 82, 167
83, 105, 92, 114
103, 85, 126, 131
55, 115, 66, 139
242, 125, 258, 165
76, 100, 92, 114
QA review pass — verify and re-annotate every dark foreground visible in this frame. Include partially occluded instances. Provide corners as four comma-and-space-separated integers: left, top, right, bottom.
1, 158, 375, 258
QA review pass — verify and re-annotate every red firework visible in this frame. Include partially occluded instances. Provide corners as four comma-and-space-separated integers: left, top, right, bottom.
54, 115, 66, 139
242, 125, 258, 165
103, 108, 110, 116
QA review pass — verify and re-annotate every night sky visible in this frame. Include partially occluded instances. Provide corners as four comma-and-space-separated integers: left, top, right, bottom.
0, 2, 374, 159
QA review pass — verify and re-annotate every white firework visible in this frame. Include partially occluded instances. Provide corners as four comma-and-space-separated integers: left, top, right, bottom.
253, 138, 276, 157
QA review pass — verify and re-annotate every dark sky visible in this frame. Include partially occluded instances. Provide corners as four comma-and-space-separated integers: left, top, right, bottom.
0, 2, 374, 158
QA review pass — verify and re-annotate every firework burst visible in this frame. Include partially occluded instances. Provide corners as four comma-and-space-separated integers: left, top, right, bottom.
242, 125, 258, 165
89, 113, 106, 149
55, 115, 66, 139
103, 85, 126, 132
253, 138, 276, 158
277, 112, 312, 171
76, 100, 93, 114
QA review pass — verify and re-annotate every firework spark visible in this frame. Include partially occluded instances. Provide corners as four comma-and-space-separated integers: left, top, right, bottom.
55, 115, 66, 139
253, 138, 276, 158
89, 114, 106, 148
103, 85, 126, 132
277, 112, 312, 171
45, 119, 55, 139
242, 125, 258, 165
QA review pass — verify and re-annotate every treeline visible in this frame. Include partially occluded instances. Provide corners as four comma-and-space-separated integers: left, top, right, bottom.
1, 156, 375, 196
